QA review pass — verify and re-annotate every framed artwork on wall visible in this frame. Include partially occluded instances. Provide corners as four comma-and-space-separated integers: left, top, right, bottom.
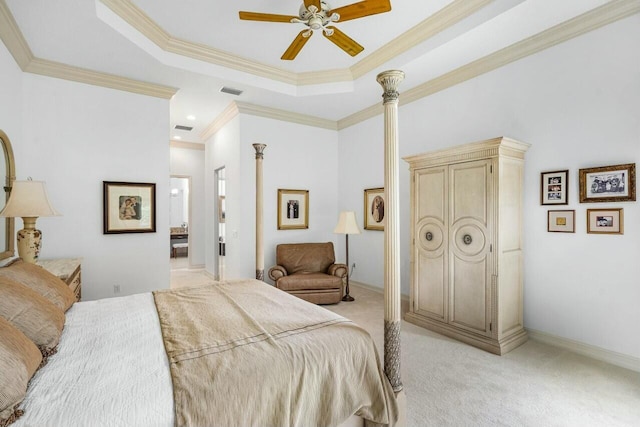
547, 210, 575, 233
364, 187, 384, 231
586, 208, 623, 235
277, 189, 309, 230
103, 181, 156, 234
579, 163, 636, 203
540, 170, 568, 205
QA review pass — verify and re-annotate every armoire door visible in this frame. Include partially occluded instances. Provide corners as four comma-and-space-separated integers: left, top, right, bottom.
448, 159, 493, 336
413, 166, 448, 322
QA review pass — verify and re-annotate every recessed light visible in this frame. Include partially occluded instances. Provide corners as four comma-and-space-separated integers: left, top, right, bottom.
186, 115, 196, 121
174, 136, 182, 140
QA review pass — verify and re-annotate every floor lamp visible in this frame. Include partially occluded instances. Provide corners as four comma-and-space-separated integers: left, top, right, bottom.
334, 211, 360, 302
0, 179, 60, 263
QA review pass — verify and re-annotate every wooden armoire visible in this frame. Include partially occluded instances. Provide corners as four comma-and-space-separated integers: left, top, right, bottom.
404, 137, 529, 355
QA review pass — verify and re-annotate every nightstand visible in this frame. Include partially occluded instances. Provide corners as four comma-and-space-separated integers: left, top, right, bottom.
37, 258, 82, 301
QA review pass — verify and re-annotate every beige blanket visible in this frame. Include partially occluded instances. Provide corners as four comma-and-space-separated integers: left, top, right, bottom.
153, 279, 398, 427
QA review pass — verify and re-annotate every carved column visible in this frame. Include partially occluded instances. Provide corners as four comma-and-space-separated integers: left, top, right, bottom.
253, 143, 266, 281
377, 70, 404, 393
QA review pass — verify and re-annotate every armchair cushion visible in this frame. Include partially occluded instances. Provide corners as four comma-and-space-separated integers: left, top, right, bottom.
276, 243, 336, 275
277, 273, 342, 292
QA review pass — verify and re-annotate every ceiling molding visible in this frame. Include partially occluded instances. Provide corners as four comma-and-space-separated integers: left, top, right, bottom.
25, 58, 177, 99
0, 0, 177, 99
350, 0, 492, 79
100, 0, 297, 85
235, 102, 338, 130
340, 0, 640, 129
200, 102, 240, 141
99, 0, 491, 89
170, 140, 205, 150
200, 101, 339, 141
0, 0, 34, 69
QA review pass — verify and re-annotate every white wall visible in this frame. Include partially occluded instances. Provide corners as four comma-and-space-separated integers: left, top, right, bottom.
338, 15, 640, 358
205, 113, 341, 281
170, 146, 205, 267
19, 74, 170, 300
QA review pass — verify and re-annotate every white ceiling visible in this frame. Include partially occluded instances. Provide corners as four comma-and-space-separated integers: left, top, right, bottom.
3, 0, 632, 143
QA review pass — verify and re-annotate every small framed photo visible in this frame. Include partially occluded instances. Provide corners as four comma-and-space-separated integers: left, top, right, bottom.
277, 189, 309, 230
579, 163, 636, 203
547, 210, 575, 233
540, 170, 568, 205
103, 181, 156, 234
587, 208, 623, 235
364, 187, 384, 231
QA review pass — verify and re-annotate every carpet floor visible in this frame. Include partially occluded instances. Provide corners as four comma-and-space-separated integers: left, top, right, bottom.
169, 273, 640, 426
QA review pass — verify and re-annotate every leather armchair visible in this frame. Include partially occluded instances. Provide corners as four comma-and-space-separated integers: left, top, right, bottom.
268, 242, 347, 304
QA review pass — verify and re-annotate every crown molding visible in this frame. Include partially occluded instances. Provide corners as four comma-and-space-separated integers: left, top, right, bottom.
200, 101, 338, 141
24, 58, 177, 99
0, 0, 177, 99
235, 102, 338, 130
100, 0, 297, 85
340, 0, 640, 129
170, 140, 205, 151
200, 102, 240, 141
0, 0, 34, 69
350, 0, 492, 79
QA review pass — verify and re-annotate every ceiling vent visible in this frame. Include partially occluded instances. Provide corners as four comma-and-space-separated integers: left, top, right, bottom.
174, 125, 193, 131
220, 86, 243, 96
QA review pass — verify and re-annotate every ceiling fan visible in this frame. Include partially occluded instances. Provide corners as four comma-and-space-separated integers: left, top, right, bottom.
239, 0, 392, 60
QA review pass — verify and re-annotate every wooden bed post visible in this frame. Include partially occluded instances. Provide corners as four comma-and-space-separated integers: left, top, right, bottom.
253, 143, 266, 281
377, 70, 404, 394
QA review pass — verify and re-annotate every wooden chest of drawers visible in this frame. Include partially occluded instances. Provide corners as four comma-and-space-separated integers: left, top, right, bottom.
37, 258, 82, 301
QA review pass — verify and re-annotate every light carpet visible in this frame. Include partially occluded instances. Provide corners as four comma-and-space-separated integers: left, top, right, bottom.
169, 274, 640, 426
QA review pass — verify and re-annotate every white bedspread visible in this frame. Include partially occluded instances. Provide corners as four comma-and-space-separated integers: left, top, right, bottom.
15, 293, 174, 427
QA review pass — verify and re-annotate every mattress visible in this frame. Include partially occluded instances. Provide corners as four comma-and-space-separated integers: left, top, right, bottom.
15, 293, 175, 427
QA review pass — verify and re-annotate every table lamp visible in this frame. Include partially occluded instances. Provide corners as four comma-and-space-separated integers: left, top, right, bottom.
0, 179, 60, 263
333, 211, 360, 302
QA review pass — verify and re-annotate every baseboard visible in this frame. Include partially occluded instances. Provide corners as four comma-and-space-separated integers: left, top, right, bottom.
187, 263, 205, 270
349, 280, 410, 303
527, 328, 640, 373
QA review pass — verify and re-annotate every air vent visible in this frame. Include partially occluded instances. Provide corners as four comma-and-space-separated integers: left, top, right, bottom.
220, 86, 243, 96
174, 125, 193, 131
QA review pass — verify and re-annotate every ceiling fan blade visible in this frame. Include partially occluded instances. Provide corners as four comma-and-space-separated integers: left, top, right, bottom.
239, 11, 297, 23
330, 0, 391, 22
323, 26, 364, 57
303, 0, 322, 11
282, 30, 313, 60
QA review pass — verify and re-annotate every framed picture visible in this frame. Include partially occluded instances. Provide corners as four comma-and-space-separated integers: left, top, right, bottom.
587, 208, 623, 235
547, 210, 575, 233
103, 181, 156, 234
579, 163, 636, 203
364, 187, 384, 231
540, 170, 568, 205
218, 195, 225, 223
277, 189, 309, 230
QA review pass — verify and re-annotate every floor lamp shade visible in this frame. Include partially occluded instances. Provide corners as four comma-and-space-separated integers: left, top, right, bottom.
334, 211, 360, 302
0, 180, 60, 263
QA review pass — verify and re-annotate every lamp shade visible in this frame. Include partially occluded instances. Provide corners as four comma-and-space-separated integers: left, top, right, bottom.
0, 180, 60, 218
333, 211, 361, 235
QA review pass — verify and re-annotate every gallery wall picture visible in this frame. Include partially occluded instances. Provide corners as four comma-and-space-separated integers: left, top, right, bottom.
587, 208, 623, 235
547, 210, 575, 233
579, 163, 636, 203
103, 181, 156, 234
277, 189, 309, 230
540, 170, 569, 205
364, 187, 384, 231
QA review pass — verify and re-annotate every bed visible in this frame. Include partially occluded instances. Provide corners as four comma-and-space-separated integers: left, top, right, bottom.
1, 268, 398, 427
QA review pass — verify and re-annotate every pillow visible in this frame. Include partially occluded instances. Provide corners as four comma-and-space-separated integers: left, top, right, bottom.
0, 277, 65, 361
0, 316, 42, 426
0, 259, 75, 312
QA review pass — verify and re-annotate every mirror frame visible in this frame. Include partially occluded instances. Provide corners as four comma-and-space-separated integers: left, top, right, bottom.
0, 130, 16, 261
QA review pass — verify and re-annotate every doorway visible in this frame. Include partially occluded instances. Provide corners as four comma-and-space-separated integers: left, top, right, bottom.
169, 175, 190, 270
215, 167, 226, 280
